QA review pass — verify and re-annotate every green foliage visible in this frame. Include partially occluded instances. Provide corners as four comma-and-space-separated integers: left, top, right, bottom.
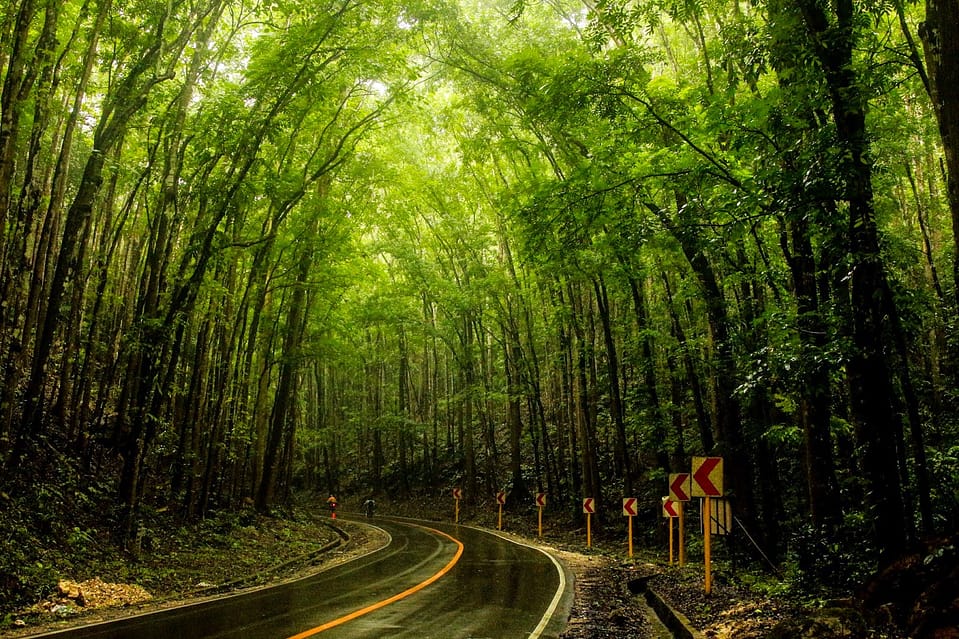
784, 521, 880, 595
928, 445, 959, 528
0, 473, 117, 613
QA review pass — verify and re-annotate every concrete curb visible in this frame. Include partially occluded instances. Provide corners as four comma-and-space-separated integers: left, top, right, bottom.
643, 587, 707, 639
628, 577, 707, 639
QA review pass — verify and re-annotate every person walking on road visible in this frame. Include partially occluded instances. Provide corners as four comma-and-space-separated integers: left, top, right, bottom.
363, 497, 376, 518
327, 494, 338, 519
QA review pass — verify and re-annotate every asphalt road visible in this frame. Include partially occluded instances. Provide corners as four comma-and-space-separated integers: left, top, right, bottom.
28, 517, 572, 639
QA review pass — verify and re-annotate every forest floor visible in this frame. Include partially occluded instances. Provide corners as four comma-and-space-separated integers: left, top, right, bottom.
0, 494, 933, 639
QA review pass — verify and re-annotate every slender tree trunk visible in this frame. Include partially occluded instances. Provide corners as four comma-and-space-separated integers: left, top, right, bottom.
556, 283, 581, 509
593, 276, 632, 494
398, 328, 411, 495
649, 197, 756, 527
626, 271, 670, 471
506, 337, 529, 504
661, 272, 713, 452
255, 227, 317, 510
569, 282, 601, 518
783, 214, 841, 527
462, 316, 479, 502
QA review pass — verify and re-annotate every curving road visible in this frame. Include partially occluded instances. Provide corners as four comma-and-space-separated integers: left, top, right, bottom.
27, 517, 572, 639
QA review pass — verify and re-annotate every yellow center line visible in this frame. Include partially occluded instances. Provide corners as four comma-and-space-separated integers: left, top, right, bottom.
286, 525, 464, 639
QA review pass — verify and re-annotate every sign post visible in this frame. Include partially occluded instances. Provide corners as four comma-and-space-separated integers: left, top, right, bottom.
669, 473, 692, 566
496, 491, 507, 530
536, 493, 546, 538
704, 498, 712, 592
662, 497, 679, 564
691, 457, 724, 595
582, 498, 595, 548
623, 497, 638, 558
669, 513, 674, 564
452, 487, 462, 524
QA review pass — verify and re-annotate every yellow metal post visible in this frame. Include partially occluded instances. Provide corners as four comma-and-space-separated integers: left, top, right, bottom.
628, 515, 634, 558
455, 498, 459, 524
498, 503, 503, 530
538, 506, 543, 538
587, 513, 592, 548
678, 501, 686, 566
668, 516, 674, 565
704, 497, 712, 594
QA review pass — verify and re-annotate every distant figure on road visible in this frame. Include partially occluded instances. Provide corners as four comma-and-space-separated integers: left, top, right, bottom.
363, 497, 376, 518
327, 494, 337, 519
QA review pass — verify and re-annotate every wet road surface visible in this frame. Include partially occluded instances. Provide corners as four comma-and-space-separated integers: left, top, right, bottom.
28, 517, 571, 639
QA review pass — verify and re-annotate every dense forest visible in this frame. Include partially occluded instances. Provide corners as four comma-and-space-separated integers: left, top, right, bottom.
2, 0, 958, 608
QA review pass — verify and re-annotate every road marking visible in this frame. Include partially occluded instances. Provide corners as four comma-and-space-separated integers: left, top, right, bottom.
285, 524, 464, 638
528, 543, 568, 638
481, 527, 568, 639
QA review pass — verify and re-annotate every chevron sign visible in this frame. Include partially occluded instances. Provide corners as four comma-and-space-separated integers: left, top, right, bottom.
669, 473, 691, 502
662, 496, 679, 518
691, 456, 724, 497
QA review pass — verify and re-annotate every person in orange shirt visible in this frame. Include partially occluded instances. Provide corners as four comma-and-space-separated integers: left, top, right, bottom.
326, 494, 337, 519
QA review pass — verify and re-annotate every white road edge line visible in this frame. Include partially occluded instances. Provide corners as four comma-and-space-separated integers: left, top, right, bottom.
366, 515, 572, 638
478, 528, 568, 639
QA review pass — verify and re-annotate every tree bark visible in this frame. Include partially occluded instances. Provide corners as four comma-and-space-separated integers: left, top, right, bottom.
919, 0, 959, 308
593, 275, 632, 494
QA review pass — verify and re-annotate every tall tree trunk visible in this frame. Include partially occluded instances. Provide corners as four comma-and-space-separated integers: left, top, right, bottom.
799, 0, 910, 562
506, 336, 529, 504
661, 271, 713, 453
556, 283, 581, 509
649, 197, 757, 529
593, 275, 632, 494
919, 0, 959, 308
255, 225, 317, 510
397, 328, 411, 495
782, 213, 841, 527
462, 316, 479, 502
626, 270, 670, 472
569, 281, 601, 518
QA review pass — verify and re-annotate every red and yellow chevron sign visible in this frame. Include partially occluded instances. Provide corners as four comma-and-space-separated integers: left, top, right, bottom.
691, 457, 724, 497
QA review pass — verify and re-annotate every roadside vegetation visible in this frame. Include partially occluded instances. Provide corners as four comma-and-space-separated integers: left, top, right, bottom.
2, 494, 342, 632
